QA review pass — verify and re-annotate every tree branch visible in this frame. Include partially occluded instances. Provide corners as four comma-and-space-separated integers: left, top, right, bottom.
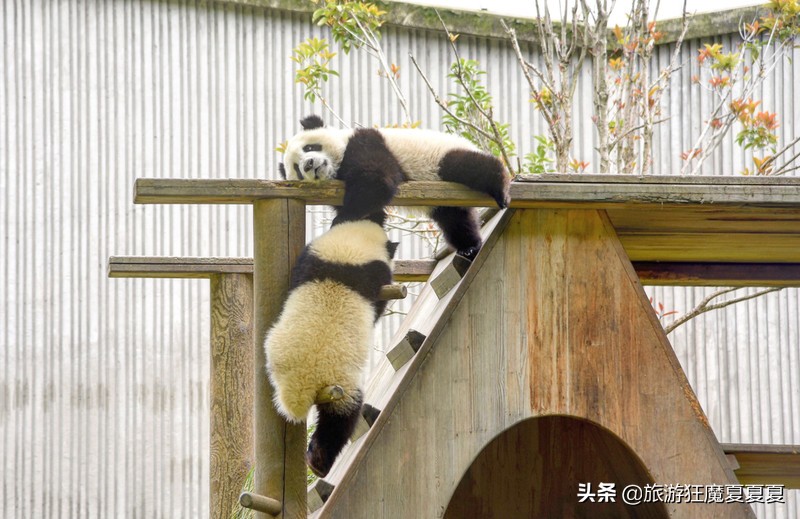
664, 287, 783, 334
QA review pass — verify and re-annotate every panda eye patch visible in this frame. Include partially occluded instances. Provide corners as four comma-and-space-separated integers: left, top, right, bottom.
302, 144, 323, 153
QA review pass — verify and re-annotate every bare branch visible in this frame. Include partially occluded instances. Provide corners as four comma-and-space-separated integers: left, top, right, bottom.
665, 287, 783, 334
409, 54, 500, 146
434, 10, 515, 170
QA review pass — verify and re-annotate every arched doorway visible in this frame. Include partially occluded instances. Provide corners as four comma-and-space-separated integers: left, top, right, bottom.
444, 415, 669, 518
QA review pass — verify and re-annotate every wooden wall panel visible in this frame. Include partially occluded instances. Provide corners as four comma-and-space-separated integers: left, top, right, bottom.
322, 209, 752, 518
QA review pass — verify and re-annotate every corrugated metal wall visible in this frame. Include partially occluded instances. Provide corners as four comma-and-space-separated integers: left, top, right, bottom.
0, 0, 796, 517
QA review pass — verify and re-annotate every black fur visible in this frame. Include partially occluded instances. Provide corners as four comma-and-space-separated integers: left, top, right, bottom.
301, 114, 325, 130
278, 163, 286, 179
306, 390, 364, 478
334, 129, 405, 222
430, 206, 482, 259
332, 210, 387, 227
439, 149, 510, 208
291, 115, 511, 260
290, 252, 393, 321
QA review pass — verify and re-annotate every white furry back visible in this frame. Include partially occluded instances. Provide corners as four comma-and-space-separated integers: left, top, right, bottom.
265, 280, 375, 422
310, 220, 393, 266
378, 128, 479, 181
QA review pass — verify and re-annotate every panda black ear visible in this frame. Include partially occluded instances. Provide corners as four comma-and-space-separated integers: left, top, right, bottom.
386, 241, 400, 260
278, 163, 286, 179
300, 115, 325, 131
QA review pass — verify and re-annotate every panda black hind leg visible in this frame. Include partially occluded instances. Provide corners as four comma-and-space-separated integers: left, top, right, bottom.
430, 206, 482, 261
306, 390, 364, 478
439, 149, 510, 208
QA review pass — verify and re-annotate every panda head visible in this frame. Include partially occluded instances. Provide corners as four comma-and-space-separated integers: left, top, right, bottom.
279, 115, 348, 181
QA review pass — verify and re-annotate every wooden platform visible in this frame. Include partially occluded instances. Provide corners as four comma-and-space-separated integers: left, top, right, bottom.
129, 175, 800, 518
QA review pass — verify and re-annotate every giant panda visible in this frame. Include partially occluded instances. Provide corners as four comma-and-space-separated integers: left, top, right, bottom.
279, 115, 510, 260
264, 212, 397, 478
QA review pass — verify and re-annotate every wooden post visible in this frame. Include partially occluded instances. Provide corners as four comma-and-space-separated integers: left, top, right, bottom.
253, 199, 307, 519
210, 273, 255, 519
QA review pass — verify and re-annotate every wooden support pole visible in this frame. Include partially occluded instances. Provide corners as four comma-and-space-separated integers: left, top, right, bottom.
253, 199, 307, 519
239, 492, 283, 516
210, 274, 255, 519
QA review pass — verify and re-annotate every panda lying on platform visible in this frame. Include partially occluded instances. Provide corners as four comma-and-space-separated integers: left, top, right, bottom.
279, 115, 510, 260
264, 212, 397, 478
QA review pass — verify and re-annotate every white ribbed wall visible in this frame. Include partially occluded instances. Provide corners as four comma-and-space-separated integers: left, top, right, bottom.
0, 1, 797, 517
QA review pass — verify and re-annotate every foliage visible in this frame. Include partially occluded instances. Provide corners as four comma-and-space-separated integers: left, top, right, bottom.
682, 0, 800, 175
291, 37, 338, 104
443, 59, 516, 161
522, 136, 556, 175
311, 0, 386, 54
305, 0, 411, 124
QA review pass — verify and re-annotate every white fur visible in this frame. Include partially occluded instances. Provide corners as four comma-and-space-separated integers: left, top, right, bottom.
310, 219, 392, 266
265, 280, 374, 422
281, 127, 478, 181
380, 128, 479, 181
283, 128, 352, 180
264, 220, 392, 423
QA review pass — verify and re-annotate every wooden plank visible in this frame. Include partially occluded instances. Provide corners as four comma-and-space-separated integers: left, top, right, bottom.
635, 262, 800, 287
722, 444, 800, 488
134, 179, 496, 207
307, 479, 335, 513
107, 256, 435, 282
134, 177, 800, 207
253, 199, 307, 519
210, 274, 255, 519
108, 256, 254, 278
518, 173, 800, 186
619, 233, 800, 263
429, 255, 472, 298
385, 330, 426, 371
350, 404, 381, 442
120, 256, 799, 287
394, 259, 436, 282
607, 206, 800, 234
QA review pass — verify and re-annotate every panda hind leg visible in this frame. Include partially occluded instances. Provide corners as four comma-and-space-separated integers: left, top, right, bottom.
439, 149, 510, 208
306, 389, 364, 478
430, 206, 482, 261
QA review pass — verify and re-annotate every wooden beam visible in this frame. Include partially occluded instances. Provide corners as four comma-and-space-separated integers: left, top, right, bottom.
722, 443, 800, 489
210, 274, 254, 519
134, 176, 800, 207
108, 256, 253, 278
635, 262, 800, 287
109, 256, 800, 287
252, 199, 307, 519
107, 256, 435, 283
